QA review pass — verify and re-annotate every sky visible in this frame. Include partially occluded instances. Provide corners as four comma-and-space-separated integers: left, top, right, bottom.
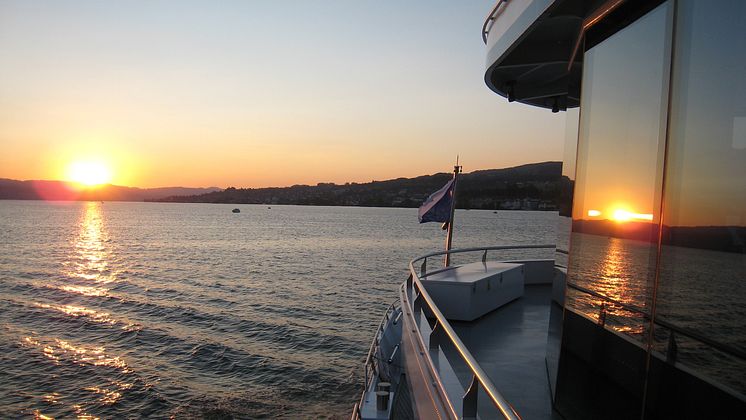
0, 0, 565, 188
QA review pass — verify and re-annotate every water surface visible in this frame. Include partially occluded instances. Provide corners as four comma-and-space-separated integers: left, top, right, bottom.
0, 201, 556, 418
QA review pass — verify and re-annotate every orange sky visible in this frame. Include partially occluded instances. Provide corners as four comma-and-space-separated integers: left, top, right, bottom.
0, 1, 564, 188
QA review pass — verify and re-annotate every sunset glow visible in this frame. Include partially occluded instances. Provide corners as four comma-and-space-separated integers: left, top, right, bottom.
585, 207, 653, 222
0, 2, 566, 190
611, 209, 653, 222
66, 161, 112, 186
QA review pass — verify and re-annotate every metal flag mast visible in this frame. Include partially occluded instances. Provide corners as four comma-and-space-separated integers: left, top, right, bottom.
444, 156, 462, 267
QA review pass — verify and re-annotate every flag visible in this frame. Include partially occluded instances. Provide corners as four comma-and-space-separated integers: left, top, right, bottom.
418, 179, 455, 223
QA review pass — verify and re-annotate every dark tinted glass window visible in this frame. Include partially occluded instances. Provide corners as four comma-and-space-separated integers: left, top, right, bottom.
652, 0, 746, 401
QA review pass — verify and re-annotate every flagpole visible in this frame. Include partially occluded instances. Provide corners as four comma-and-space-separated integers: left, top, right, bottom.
444, 157, 462, 267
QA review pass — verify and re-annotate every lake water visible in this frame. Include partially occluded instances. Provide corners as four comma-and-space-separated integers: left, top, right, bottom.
0, 201, 557, 419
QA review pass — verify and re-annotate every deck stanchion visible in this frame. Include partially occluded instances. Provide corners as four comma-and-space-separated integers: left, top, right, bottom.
463, 374, 479, 419
429, 320, 440, 350
667, 332, 678, 363
413, 292, 423, 325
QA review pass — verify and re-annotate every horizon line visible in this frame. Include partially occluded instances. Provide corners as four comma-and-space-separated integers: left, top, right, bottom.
1, 160, 561, 191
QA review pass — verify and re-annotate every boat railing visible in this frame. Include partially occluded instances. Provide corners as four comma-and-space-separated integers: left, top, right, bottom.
416, 244, 561, 277
482, 0, 510, 43
362, 299, 399, 387
352, 298, 400, 420
407, 244, 557, 419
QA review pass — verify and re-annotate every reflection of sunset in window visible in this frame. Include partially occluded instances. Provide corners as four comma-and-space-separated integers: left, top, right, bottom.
612, 209, 653, 222
585, 207, 653, 222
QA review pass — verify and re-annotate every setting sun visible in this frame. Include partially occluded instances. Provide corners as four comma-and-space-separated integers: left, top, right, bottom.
66, 161, 113, 186
611, 208, 653, 222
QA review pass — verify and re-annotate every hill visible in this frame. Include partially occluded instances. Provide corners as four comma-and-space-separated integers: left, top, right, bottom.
151, 162, 563, 210
0, 179, 220, 202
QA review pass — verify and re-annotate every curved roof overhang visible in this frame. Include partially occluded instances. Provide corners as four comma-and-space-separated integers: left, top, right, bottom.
483, 0, 665, 111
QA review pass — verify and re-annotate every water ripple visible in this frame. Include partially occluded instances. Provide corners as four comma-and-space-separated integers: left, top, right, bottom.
0, 201, 558, 418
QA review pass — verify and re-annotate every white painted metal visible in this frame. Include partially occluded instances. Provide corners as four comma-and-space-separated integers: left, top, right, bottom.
421, 261, 524, 321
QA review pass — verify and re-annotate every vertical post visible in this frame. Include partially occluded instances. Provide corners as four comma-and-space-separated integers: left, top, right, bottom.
444, 158, 462, 267
463, 374, 479, 419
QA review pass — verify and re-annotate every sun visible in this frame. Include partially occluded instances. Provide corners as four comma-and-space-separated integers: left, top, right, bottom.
586, 206, 654, 222
611, 208, 653, 223
66, 161, 113, 186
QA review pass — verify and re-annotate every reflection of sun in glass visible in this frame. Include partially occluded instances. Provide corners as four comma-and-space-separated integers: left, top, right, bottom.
586, 206, 653, 222
611, 208, 653, 222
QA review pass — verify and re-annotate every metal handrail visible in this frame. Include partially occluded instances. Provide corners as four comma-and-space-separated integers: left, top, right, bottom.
353, 298, 400, 420
401, 277, 460, 419
408, 244, 555, 419
482, 0, 510, 43
414, 244, 556, 264
362, 299, 399, 387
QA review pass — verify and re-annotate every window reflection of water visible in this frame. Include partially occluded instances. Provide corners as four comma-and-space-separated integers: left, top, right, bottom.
568, 233, 653, 337
568, 232, 746, 393
570, 234, 745, 341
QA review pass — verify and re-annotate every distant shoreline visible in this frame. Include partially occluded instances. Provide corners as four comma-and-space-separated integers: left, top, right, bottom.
1, 161, 566, 211
0, 198, 560, 212
148, 161, 564, 211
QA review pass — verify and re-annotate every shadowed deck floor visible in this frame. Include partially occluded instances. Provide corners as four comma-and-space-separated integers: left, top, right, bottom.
445, 285, 561, 419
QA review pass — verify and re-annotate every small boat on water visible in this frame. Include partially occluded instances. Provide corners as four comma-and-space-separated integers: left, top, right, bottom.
232, 208, 240, 213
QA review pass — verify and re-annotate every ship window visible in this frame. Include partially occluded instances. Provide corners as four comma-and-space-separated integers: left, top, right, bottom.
555, 2, 673, 418
653, 0, 746, 400
567, 1, 672, 343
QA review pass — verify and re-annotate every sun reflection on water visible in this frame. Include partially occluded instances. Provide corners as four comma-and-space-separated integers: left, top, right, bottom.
570, 236, 650, 336
33, 410, 54, 420
72, 404, 101, 420
59, 285, 109, 297
24, 330, 133, 417
21, 336, 131, 373
18, 203, 141, 417
42, 393, 61, 404
84, 386, 123, 405
598, 238, 633, 304
62, 202, 115, 295
33, 302, 117, 325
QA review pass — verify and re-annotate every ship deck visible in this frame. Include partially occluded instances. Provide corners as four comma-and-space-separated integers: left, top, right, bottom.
437, 284, 562, 419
